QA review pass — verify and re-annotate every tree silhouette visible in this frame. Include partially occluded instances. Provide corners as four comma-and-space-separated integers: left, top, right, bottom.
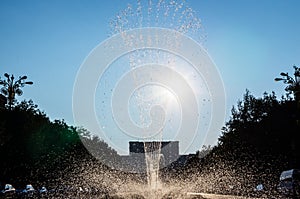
0, 100, 120, 188
275, 65, 300, 130
0, 73, 33, 109
275, 65, 300, 103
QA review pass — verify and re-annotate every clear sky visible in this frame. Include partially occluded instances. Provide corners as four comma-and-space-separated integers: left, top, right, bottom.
1, 0, 300, 154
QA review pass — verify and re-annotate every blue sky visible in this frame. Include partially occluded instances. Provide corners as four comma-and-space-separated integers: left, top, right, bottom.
1, 0, 300, 154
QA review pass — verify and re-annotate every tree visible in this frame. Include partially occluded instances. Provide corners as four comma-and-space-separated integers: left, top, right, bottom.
275, 65, 300, 129
275, 65, 300, 103
0, 73, 33, 109
0, 100, 121, 186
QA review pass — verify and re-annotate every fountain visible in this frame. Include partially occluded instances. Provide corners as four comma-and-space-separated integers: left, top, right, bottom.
143, 141, 161, 190
72, 0, 226, 198
109, 0, 204, 194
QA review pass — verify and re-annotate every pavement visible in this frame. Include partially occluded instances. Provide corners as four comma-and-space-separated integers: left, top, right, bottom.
186, 192, 258, 199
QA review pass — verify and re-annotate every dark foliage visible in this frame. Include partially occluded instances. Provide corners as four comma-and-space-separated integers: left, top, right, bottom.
217, 90, 300, 168
163, 90, 300, 196
0, 100, 119, 190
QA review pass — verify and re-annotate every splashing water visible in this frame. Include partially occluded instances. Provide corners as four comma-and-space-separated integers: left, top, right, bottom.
109, 0, 204, 40
109, 0, 204, 194
71, 0, 262, 198
144, 141, 162, 190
